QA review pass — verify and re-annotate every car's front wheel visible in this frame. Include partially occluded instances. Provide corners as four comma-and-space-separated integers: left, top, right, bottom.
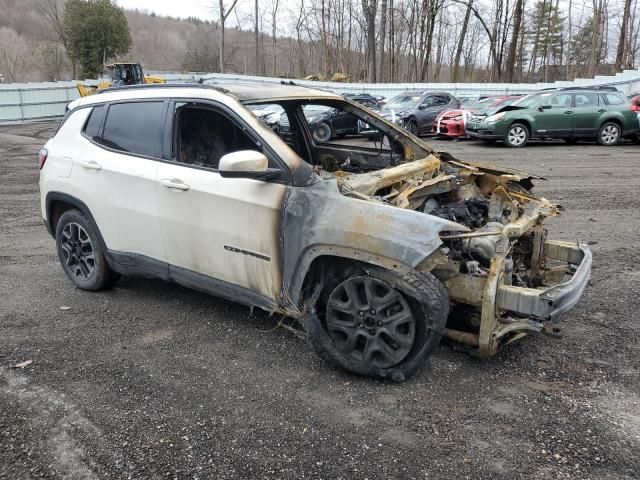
597, 122, 621, 146
405, 119, 419, 136
504, 123, 529, 147
55, 209, 119, 291
306, 268, 448, 381
312, 121, 333, 143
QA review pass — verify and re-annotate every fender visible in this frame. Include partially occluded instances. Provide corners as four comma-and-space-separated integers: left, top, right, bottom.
45, 192, 99, 239
280, 180, 467, 307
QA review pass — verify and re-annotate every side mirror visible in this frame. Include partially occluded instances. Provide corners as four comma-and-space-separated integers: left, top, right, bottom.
218, 150, 280, 180
538, 104, 552, 111
418, 104, 428, 110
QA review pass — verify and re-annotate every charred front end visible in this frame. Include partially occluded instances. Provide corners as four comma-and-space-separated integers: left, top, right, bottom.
336, 153, 592, 356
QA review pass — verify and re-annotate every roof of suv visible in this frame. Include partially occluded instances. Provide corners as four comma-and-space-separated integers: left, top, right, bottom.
71, 83, 342, 110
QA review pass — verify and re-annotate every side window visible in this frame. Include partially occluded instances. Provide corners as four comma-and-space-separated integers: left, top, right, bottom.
174, 103, 261, 169
545, 93, 572, 108
421, 96, 435, 107
574, 93, 598, 108
101, 102, 164, 157
604, 93, 625, 105
434, 96, 449, 106
82, 105, 106, 141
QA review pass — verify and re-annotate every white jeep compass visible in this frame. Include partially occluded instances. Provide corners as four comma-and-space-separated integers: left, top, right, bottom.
39, 83, 592, 381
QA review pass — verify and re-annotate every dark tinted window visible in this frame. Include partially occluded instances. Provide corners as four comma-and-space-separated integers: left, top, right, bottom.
604, 93, 625, 105
83, 105, 106, 141
101, 102, 164, 157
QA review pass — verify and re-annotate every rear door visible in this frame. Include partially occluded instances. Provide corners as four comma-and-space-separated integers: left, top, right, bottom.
572, 92, 601, 137
533, 92, 574, 137
71, 101, 167, 267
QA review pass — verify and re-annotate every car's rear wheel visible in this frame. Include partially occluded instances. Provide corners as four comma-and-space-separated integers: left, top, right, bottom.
306, 268, 448, 381
312, 122, 333, 143
631, 134, 640, 145
55, 209, 119, 291
597, 122, 621, 146
504, 123, 529, 147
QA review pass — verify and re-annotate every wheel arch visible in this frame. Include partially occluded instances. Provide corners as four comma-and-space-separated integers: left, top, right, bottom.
45, 193, 106, 247
508, 118, 532, 135
286, 247, 416, 311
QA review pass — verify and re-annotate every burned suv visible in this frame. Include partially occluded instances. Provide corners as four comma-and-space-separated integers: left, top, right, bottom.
39, 84, 591, 381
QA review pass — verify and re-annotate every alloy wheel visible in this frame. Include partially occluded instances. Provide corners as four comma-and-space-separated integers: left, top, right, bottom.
60, 222, 96, 280
325, 276, 416, 368
313, 122, 332, 142
600, 125, 620, 144
508, 126, 527, 146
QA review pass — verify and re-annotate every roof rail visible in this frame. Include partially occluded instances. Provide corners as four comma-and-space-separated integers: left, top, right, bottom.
94, 83, 230, 95
557, 85, 619, 92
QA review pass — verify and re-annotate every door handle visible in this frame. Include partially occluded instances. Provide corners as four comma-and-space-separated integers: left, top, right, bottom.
78, 160, 102, 170
564, 111, 574, 115
598, 109, 607, 113
160, 178, 190, 191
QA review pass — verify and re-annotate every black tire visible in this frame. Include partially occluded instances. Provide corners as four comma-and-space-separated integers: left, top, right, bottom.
312, 121, 333, 143
631, 134, 640, 145
405, 120, 419, 136
597, 121, 621, 146
306, 268, 449, 382
55, 209, 119, 291
504, 123, 529, 147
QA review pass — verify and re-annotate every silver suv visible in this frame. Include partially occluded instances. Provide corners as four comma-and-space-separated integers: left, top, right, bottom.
39, 84, 592, 381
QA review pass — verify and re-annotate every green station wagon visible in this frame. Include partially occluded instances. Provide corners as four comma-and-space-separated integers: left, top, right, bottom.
466, 87, 640, 147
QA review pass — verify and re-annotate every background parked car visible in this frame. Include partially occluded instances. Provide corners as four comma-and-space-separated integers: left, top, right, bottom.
380, 91, 459, 135
248, 104, 284, 132
432, 95, 522, 138
466, 87, 640, 147
281, 95, 382, 143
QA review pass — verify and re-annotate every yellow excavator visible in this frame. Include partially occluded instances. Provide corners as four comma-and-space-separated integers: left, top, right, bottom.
76, 63, 165, 97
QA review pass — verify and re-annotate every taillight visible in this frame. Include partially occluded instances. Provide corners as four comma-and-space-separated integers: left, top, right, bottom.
38, 147, 48, 170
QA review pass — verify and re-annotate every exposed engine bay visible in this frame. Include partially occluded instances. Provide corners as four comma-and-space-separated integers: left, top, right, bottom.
329, 150, 564, 349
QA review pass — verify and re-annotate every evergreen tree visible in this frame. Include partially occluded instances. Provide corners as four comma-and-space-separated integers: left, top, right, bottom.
64, 0, 132, 78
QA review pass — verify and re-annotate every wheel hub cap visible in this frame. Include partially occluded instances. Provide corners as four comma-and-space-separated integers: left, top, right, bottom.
325, 276, 416, 368
60, 222, 96, 280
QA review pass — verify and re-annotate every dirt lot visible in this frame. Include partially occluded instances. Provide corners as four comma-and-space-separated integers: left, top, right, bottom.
1, 121, 639, 480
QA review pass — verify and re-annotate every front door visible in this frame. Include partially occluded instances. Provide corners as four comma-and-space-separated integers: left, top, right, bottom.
155, 103, 287, 302
534, 92, 574, 137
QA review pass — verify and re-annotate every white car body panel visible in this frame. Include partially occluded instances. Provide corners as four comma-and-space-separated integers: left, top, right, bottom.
155, 161, 286, 300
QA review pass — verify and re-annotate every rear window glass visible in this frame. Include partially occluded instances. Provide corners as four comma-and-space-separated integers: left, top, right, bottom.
83, 105, 106, 141
604, 93, 625, 105
101, 102, 164, 157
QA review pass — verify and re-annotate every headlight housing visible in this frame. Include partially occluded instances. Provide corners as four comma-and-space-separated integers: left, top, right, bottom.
484, 112, 506, 123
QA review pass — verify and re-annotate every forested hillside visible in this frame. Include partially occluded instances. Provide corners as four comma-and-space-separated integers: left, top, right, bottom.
0, 0, 638, 84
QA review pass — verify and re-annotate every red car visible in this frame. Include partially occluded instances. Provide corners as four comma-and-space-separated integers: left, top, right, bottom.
432, 95, 522, 138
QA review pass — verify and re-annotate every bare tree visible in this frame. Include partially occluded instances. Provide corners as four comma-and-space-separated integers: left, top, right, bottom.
362, 0, 377, 82
215, 0, 240, 73
378, 0, 388, 81
270, 0, 280, 76
34, 0, 76, 78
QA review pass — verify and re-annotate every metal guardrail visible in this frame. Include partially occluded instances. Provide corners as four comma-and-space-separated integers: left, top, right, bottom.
1, 70, 639, 124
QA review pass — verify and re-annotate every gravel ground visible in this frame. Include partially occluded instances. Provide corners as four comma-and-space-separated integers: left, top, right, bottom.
1, 121, 639, 480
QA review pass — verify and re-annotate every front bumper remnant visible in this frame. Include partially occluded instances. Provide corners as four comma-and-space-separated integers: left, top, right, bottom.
497, 241, 591, 321
443, 239, 592, 356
